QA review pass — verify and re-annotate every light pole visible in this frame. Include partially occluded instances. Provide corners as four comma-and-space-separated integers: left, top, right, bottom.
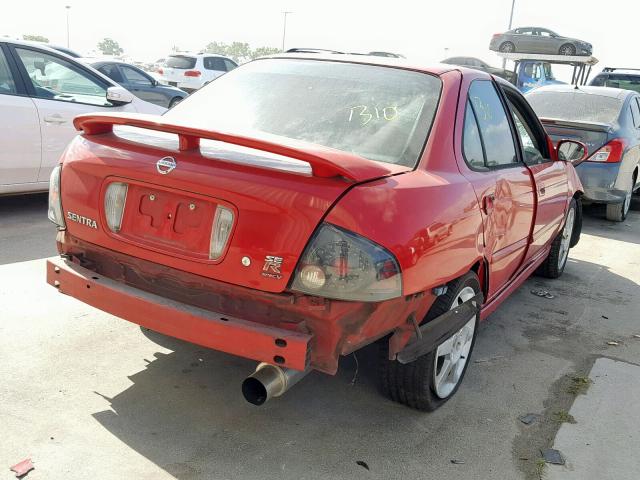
281, 11, 293, 52
502, 0, 516, 69
65, 5, 71, 48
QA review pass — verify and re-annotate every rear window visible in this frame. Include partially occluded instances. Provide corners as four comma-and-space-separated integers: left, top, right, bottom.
601, 74, 640, 94
526, 91, 623, 124
166, 55, 196, 69
165, 59, 442, 167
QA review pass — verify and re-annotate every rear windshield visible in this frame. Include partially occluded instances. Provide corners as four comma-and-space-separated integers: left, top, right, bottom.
602, 74, 640, 94
526, 91, 622, 124
166, 55, 196, 69
165, 59, 442, 167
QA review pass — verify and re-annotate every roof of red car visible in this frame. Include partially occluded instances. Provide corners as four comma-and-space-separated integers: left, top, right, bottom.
264, 52, 459, 76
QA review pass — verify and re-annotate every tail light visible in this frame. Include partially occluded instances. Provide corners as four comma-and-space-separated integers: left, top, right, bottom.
493, 33, 502, 37
157, 67, 163, 75
209, 205, 234, 260
291, 223, 402, 302
184, 70, 201, 77
104, 182, 128, 232
587, 138, 626, 163
48, 165, 66, 230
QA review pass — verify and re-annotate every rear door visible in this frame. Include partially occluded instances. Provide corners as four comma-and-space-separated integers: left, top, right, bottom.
202, 57, 228, 82
0, 44, 41, 186
461, 80, 535, 298
10, 45, 138, 182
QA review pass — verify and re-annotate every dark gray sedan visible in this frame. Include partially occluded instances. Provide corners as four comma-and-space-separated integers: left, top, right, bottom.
441, 56, 515, 82
526, 85, 640, 221
490, 27, 592, 56
90, 60, 187, 108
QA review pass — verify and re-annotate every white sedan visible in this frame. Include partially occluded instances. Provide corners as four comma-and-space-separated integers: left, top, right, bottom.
0, 39, 165, 196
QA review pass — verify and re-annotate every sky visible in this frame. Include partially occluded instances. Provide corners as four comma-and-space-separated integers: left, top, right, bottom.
2, 0, 637, 82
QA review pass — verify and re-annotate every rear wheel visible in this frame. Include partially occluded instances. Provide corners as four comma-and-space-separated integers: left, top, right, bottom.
378, 272, 480, 411
559, 44, 576, 56
605, 187, 632, 222
538, 198, 576, 278
499, 42, 515, 53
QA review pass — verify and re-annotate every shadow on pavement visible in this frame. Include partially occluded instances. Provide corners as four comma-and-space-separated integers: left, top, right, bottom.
581, 204, 640, 246
90, 251, 639, 480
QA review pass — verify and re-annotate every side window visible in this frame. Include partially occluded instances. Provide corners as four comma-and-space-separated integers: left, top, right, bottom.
16, 48, 109, 106
590, 75, 606, 87
223, 59, 237, 72
98, 64, 123, 83
0, 49, 17, 94
463, 101, 486, 169
203, 57, 226, 71
468, 81, 518, 167
508, 100, 546, 165
630, 97, 640, 129
120, 66, 152, 86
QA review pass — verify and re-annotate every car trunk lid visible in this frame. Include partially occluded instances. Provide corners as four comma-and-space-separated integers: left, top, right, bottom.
60, 113, 409, 293
540, 118, 612, 157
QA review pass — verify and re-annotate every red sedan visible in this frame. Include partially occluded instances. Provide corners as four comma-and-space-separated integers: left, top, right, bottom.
46, 54, 586, 411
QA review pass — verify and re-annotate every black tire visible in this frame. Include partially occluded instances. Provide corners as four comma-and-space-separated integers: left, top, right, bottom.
378, 271, 481, 411
606, 173, 636, 220
499, 42, 515, 53
570, 196, 582, 248
168, 97, 182, 108
537, 198, 577, 278
559, 44, 576, 56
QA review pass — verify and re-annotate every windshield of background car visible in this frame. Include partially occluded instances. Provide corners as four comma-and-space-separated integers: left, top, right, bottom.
166, 59, 442, 167
527, 91, 623, 124
166, 55, 196, 69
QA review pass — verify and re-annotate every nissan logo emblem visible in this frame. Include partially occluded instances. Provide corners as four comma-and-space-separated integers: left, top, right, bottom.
156, 156, 177, 175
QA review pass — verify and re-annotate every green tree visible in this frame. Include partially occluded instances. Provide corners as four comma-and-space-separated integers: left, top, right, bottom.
203, 41, 229, 56
250, 46, 280, 59
23, 34, 49, 43
97, 38, 124, 56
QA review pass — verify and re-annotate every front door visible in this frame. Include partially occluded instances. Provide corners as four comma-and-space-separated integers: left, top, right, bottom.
504, 94, 569, 260
119, 65, 165, 107
460, 80, 535, 298
11, 46, 137, 183
0, 45, 41, 186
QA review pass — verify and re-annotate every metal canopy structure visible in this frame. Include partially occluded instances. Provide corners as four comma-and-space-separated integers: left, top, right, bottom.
496, 52, 599, 86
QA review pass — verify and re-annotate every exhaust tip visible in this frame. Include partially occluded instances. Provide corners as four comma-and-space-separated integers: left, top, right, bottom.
242, 377, 268, 406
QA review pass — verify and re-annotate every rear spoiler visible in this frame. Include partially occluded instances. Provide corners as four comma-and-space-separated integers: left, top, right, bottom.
539, 117, 612, 133
73, 113, 409, 182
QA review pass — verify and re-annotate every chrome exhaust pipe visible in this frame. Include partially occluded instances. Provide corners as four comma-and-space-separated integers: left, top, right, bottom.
242, 362, 309, 405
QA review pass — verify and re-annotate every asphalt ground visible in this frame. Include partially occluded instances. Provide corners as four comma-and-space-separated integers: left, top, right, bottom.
1, 193, 639, 480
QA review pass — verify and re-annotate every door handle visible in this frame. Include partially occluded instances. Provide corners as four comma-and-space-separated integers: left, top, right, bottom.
482, 193, 496, 214
43, 114, 67, 125
539, 185, 546, 196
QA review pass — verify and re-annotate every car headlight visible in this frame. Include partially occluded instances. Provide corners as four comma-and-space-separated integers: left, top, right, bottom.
48, 165, 66, 230
291, 223, 402, 302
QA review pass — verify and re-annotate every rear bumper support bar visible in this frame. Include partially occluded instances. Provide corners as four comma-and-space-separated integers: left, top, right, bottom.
46, 257, 311, 370
396, 292, 483, 364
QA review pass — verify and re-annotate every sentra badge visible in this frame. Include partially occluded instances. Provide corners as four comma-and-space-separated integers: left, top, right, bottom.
262, 255, 283, 279
66, 211, 98, 229
156, 156, 177, 175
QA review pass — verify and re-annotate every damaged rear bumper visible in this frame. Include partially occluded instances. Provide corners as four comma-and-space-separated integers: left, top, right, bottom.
46, 257, 311, 371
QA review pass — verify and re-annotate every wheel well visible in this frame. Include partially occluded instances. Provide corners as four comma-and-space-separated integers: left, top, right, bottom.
560, 43, 575, 51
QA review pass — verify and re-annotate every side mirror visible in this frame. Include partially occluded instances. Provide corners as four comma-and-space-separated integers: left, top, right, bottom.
106, 86, 134, 105
557, 139, 588, 164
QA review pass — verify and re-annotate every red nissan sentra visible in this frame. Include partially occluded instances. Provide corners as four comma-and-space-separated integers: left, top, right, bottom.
46, 54, 587, 411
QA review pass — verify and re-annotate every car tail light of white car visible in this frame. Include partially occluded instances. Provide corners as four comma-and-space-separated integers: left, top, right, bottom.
48, 165, 66, 230
184, 70, 202, 77
291, 223, 402, 302
104, 182, 128, 232
588, 138, 626, 163
209, 205, 234, 260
